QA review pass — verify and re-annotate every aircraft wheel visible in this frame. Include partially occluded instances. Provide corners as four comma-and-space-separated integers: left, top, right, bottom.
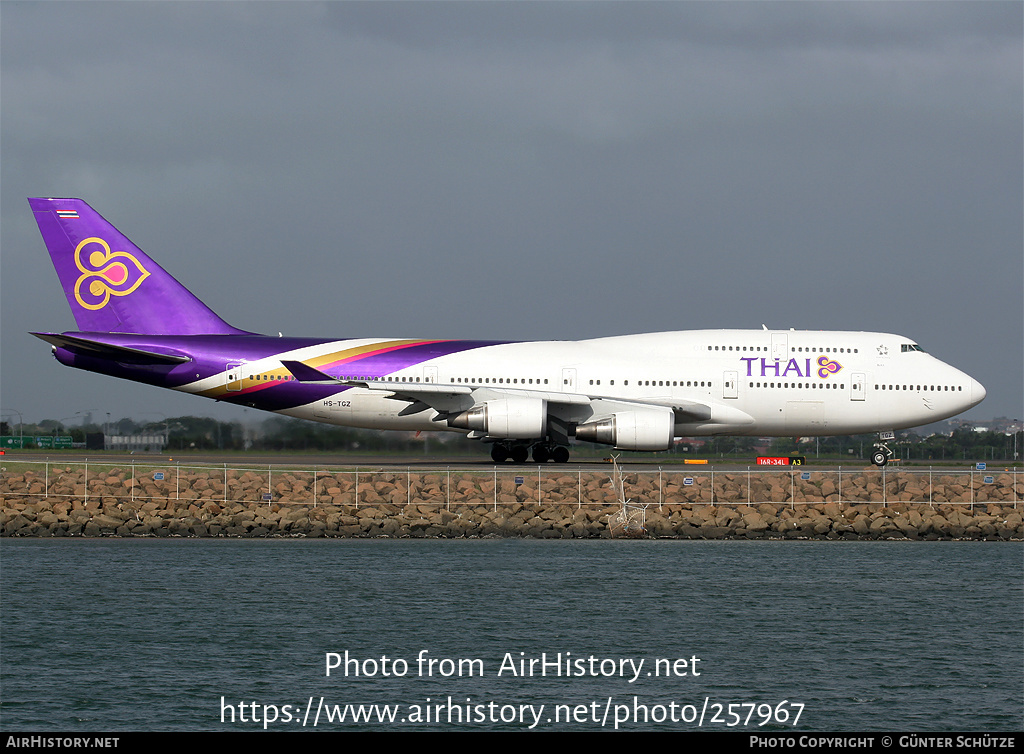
491, 444, 509, 463
510, 445, 529, 464
871, 450, 888, 467
532, 445, 550, 463
551, 446, 570, 464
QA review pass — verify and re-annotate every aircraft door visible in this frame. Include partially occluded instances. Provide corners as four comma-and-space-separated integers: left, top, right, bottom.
723, 370, 738, 399
771, 333, 788, 363
850, 372, 866, 401
423, 366, 438, 384
225, 362, 244, 391
561, 368, 577, 392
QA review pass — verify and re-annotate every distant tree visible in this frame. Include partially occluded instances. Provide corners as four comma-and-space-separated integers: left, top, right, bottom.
701, 436, 757, 456
769, 437, 799, 455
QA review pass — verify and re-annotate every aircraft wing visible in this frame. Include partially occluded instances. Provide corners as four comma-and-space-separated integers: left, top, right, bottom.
672, 401, 713, 422
282, 359, 473, 395
281, 359, 710, 424
282, 359, 586, 415
282, 359, 589, 402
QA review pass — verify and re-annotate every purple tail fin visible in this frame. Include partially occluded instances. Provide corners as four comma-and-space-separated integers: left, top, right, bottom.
29, 197, 248, 335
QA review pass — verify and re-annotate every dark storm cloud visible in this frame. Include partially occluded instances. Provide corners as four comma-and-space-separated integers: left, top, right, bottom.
2, 1, 1019, 426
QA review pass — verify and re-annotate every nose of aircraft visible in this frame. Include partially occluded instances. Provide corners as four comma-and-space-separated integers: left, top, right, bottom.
969, 377, 987, 408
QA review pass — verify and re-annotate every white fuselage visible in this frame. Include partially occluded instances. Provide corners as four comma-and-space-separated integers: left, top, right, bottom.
224, 329, 984, 439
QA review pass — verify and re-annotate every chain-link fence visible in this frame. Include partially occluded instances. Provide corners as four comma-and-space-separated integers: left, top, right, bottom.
1, 460, 1019, 508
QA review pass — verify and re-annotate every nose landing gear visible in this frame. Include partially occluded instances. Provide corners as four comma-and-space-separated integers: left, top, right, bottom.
871, 431, 896, 467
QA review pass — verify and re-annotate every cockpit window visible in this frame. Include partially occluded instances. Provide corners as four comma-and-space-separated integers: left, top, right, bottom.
900, 343, 926, 353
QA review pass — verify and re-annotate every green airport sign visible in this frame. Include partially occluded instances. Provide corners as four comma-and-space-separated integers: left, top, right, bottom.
0, 435, 74, 449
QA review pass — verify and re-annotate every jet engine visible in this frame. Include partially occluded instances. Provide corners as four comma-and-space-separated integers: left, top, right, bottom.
574, 406, 674, 451
447, 397, 547, 439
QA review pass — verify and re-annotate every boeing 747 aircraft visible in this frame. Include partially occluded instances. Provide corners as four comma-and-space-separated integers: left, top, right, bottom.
28, 197, 985, 464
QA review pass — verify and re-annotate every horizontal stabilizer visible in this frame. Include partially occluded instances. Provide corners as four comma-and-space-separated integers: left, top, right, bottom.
31, 332, 191, 365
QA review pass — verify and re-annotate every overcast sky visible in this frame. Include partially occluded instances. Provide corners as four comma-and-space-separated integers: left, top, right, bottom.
2, 1, 1021, 430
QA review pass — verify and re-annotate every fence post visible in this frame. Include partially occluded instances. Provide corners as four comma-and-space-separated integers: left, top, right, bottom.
84, 459, 88, 507
131, 460, 135, 502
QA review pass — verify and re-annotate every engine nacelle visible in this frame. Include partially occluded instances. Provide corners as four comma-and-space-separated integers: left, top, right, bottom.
447, 397, 547, 439
575, 406, 674, 451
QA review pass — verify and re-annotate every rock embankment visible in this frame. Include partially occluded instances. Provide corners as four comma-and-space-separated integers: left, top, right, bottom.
1, 466, 1020, 539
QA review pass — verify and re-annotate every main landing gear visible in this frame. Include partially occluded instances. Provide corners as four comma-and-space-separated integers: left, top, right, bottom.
490, 441, 570, 464
490, 444, 527, 463
532, 444, 571, 464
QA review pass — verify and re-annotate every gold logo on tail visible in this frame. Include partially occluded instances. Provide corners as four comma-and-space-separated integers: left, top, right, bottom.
73, 238, 150, 310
